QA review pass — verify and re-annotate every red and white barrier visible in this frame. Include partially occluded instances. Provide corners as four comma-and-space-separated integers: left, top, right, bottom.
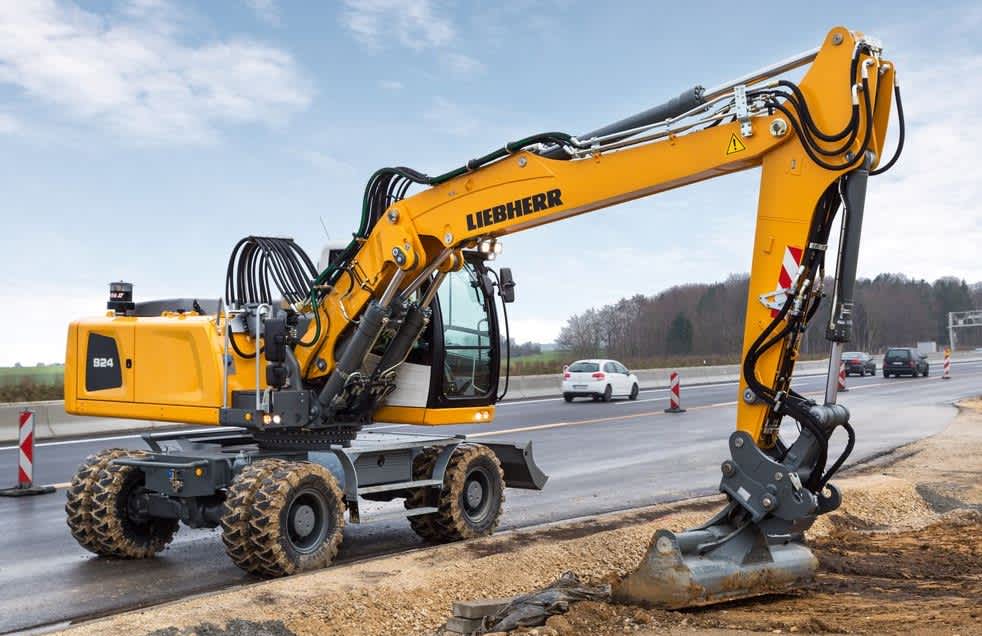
943, 348, 951, 380
664, 372, 686, 413
0, 409, 54, 497
837, 361, 848, 392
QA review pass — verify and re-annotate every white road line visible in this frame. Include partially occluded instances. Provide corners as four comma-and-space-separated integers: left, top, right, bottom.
0, 427, 222, 452
618, 397, 667, 405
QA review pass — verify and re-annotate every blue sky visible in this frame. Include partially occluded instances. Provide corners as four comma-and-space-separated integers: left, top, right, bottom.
1, 1, 980, 366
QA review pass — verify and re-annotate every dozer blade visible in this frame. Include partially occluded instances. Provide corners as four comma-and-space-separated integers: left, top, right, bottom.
614, 525, 817, 609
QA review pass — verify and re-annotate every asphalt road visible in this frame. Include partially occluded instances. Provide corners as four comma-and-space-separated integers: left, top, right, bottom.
1, 361, 980, 634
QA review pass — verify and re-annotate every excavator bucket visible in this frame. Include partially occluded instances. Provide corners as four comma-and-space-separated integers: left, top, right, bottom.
615, 523, 817, 608
615, 423, 843, 608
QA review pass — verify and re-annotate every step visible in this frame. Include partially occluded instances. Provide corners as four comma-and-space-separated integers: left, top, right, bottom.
357, 478, 442, 495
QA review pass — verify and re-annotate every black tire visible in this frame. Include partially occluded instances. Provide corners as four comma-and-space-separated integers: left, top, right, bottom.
407, 444, 504, 543
86, 450, 179, 558
601, 385, 613, 402
563, 393, 574, 403
241, 461, 345, 577
629, 383, 639, 400
66, 448, 131, 554
923, 367, 929, 377
221, 458, 288, 574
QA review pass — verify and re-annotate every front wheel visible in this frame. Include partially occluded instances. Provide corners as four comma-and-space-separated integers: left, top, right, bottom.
629, 383, 639, 400
601, 385, 613, 402
407, 444, 504, 543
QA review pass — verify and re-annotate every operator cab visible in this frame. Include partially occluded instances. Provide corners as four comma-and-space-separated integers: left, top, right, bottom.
384, 252, 515, 411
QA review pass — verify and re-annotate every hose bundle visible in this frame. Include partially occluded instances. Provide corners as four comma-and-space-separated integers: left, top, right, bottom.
225, 236, 318, 307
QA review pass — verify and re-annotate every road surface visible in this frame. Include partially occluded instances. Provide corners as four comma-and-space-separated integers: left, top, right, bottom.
0, 360, 979, 633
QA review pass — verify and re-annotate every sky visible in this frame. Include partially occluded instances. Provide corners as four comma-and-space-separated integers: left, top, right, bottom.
1, 1, 980, 366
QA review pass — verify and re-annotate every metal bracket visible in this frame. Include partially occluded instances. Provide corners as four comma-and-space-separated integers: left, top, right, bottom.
734, 84, 753, 138
758, 287, 790, 312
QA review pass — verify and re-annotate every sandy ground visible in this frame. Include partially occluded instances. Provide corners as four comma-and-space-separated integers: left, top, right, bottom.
59, 401, 982, 636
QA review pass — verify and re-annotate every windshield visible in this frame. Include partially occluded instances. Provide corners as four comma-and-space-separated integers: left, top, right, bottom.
568, 362, 599, 373
843, 352, 862, 359
885, 349, 910, 361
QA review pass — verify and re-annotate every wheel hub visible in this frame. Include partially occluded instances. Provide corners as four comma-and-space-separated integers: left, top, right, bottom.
465, 480, 484, 509
286, 489, 330, 553
292, 504, 316, 538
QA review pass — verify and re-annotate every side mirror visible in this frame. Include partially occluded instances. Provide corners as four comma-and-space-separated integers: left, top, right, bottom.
498, 267, 516, 303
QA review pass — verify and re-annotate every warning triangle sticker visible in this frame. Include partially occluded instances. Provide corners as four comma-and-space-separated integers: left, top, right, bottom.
726, 133, 747, 155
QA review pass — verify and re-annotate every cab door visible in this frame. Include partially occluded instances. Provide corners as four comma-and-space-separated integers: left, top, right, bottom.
427, 255, 500, 408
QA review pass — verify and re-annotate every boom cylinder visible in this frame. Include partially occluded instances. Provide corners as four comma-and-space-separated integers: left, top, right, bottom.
541, 86, 706, 159
317, 300, 389, 411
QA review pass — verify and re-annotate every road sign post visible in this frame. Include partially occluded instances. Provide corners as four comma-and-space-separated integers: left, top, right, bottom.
0, 409, 55, 497
664, 372, 686, 413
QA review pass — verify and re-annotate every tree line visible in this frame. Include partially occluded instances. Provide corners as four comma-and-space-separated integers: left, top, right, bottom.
557, 274, 982, 363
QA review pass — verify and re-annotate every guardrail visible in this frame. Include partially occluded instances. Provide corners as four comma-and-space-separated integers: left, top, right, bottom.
2, 350, 977, 443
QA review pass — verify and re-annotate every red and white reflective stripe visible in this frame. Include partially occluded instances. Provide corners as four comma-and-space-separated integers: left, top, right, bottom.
769, 246, 804, 318
669, 372, 681, 410
943, 351, 951, 379
18, 410, 35, 487
837, 361, 847, 391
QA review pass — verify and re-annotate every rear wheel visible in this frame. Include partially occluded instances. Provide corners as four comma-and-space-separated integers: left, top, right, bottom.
629, 383, 639, 400
563, 393, 574, 403
66, 448, 131, 554
601, 385, 613, 402
237, 461, 345, 577
87, 451, 179, 558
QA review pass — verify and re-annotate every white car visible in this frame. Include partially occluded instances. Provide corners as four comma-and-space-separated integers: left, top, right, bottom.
562, 359, 640, 402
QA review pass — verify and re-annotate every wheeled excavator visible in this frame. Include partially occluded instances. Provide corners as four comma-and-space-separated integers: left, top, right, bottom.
64, 26, 902, 607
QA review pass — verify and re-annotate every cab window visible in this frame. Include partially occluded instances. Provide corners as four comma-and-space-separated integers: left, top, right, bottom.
437, 263, 494, 399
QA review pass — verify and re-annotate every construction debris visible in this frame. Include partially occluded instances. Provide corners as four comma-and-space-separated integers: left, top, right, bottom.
442, 572, 609, 634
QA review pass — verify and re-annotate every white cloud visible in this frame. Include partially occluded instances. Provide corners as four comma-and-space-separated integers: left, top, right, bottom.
0, 1, 311, 144
341, 0, 454, 50
378, 79, 404, 91
442, 52, 484, 75
859, 50, 982, 283
244, 0, 281, 26
423, 97, 479, 136
300, 150, 356, 177
0, 112, 19, 134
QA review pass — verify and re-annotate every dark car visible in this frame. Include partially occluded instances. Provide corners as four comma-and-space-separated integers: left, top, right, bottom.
842, 351, 876, 376
882, 347, 930, 378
